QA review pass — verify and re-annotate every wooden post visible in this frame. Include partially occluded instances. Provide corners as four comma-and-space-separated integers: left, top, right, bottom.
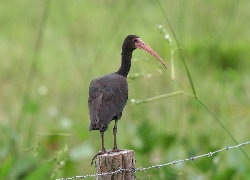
95, 150, 135, 180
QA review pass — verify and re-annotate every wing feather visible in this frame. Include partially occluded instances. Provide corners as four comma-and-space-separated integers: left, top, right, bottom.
88, 73, 128, 132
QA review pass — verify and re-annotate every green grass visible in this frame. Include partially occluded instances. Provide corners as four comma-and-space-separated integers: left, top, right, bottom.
1, 0, 250, 179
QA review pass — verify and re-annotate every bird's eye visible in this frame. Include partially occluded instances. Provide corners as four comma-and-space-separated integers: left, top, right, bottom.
133, 39, 137, 42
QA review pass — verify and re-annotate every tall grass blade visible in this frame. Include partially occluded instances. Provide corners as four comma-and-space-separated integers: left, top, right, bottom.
155, 0, 250, 162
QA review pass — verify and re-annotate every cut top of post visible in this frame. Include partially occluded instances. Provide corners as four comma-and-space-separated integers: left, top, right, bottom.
95, 150, 135, 180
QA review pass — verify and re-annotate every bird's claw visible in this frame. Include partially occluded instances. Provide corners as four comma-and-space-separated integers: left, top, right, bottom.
90, 149, 124, 166
112, 148, 124, 152
91, 150, 107, 166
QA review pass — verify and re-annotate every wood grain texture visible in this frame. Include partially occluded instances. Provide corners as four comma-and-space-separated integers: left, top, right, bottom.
95, 150, 135, 180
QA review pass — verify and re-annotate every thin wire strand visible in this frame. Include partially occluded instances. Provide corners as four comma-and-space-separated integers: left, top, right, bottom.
56, 140, 250, 180
155, 0, 250, 162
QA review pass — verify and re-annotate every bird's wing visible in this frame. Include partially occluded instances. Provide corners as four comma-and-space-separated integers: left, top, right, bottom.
88, 81, 117, 131
88, 75, 128, 131
111, 78, 128, 117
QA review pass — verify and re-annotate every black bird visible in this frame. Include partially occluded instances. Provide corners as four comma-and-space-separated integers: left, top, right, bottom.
88, 35, 166, 154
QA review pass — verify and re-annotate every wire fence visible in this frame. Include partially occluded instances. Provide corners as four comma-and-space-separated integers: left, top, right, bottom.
56, 140, 250, 180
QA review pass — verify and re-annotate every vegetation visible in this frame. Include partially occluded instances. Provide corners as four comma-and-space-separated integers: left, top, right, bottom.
1, 0, 249, 179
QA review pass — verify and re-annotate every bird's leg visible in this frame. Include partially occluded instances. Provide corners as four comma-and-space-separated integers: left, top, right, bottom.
101, 131, 106, 153
112, 120, 119, 152
91, 131, 106, 166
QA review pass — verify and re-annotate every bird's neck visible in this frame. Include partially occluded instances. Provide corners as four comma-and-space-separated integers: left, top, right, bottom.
116, 48, 132, 77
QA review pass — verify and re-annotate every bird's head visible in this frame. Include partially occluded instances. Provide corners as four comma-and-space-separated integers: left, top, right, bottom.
123, 35, 167, 68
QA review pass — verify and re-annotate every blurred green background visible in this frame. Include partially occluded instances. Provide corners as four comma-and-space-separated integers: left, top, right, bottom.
1, 0, 250, 179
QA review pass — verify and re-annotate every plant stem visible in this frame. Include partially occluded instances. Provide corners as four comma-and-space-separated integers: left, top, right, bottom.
132, 91, 194, 104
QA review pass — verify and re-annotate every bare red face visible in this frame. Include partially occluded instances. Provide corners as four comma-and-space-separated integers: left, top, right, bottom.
134, 38, 167, 69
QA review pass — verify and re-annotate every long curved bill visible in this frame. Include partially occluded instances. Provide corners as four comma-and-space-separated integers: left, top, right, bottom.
134, 38, 167, 69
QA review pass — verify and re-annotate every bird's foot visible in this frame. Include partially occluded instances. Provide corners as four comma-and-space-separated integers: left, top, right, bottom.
111, 147, 124, 152
90, 150, 107, 166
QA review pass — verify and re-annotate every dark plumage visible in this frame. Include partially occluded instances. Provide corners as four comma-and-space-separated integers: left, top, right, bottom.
89, 73, 128, 132
88, 35, 166, 154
